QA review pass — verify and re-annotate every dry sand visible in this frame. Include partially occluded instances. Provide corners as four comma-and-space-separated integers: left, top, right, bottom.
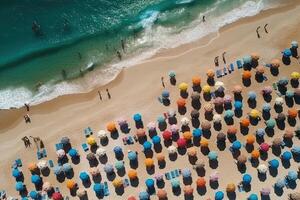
1, 2, 300, 199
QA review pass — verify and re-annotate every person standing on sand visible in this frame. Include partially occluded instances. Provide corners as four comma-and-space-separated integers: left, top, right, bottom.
264, 24, 268, 33
21, 137, 28, 148
24, 103, 29, 111
222, 52, 226, 64
161, 77, 165, 88
106, 89, 111, 99
256, 26, 261, 38
214, 56, 219, 67
202, 15, 206, 22
98, 91, 102, 101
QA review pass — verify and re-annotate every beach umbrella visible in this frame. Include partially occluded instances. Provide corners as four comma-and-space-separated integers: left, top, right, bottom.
89, 167, 100, 177
154, 173, 164, 181
145, 178, 154, 189
128, 169, 138, 180
224, 94, 232, 104
171, 178, 180, 188
162, 90, 170, 99
15, 182, 24, 192
96, 148, 106, 157
106, 121, 117, 132
288, 108, 298, 118
169, 71, 176, 78
192, 76, 201, 85
170, 124, 179, 133
243, 55, 252, 64
251, 150, 260, 159
292, 146, 300, 155
62, 163, 72, 173
231, 141, 242, 150
181, 117, 190, 126
256, 65, 265, 74
194, 159, 205, 169
79, 171, 89, 182
144, 158, 154, 168
291, 72, 300, 79
133, 113, 142, 122
56, 149, 66, 159
187, 147, 197, 157
202, 84, 211, 93
278, 77, 289, 86
248, 194, 258, 200
157, 189, 167, 199
162, 130, 172, 140
287, 170, 298, 181
275, 97, 284, 105
143, 141, 152, 151
201, 120, 211, 130
275, 178, 286, 188
157, 115, 166, 124
232, 85, 242, 94
268, 159, 279, 169
277, 113, 286, 121
97, 130, 107, 139
183, 185, 193, 195
265, 119, 276, 129
12, 168, 22, 179
203, 103, 213, 112
240, 118, 250, 128
215, 81, 225, 90
271, 59, 280, 68
193, 128, 202, 138
200, 138, 209, 147
93, 183, 103, 194
215, 191, 224, 200
68, 148, 78, 158
234, 101, 243, 110
112, 178, 123, 188
113, 146, 123, 155
283, 48, 292, 57
31, 174, 42, 185
208, 151, 218, 161
156, 153, 165, 162
272, 137, 283, 147
242, 70, 252, 79
29, 190, 40, 200
284, 128, 294, 139
246, 134, 255, 145
147, 122, 156, 131
76, 189, 86, 198
286, 90, 294, 98
256, 128, 265, 137
53, 165, 64, 175
260, 187, 271, 196
227, 126, 237, 136
60, 137, 70, 145
139, 191, 149, 200
291, 41, 298, 48
248, 91, 257, 100
217, 132, 226, 142
226, 183, 236, 193
242, 174, 252, 185
168, 145, 177, 154
181, 168, 191, 178
249, 109, 260, 119
28, 162, 38, 172
86, 136, 96, 146
262, 103, 271, 112
104, 164, 114, 174
191, 109, 200, 118
136, 128, 146, 138
52, 192, 63, 200
183, 131, 193, 141
282, 151, 292, 160
117, 117, 127, 127
214, 97, 224, 106
237, 155, 247, 164
179, 82, 188, 91
209, 171, 219, 182
42, 182, 52, 192
261, 86, 273, 95
257, 164, 268, 174
86, 153, 96, 161
177, 138, 187, 148
260, 143, 270, 152
152, 135, 161, 145
196, 177, 206, 188
191, 92, 200, 100
206, 69, 215, 78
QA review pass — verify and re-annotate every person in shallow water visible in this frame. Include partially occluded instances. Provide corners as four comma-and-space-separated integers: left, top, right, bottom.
121, 39, 126, 53
202, 15, 206, 22
117, 51, 122, 60
32, 21, 43, 36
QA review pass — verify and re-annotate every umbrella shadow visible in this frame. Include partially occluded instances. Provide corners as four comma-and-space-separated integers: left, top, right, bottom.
19, 187, 28, 198
234, 109, 243, 118
276, 120, 285, 130
227, 192, 236, 200
270, 67, 279, 76
240, 126, 249, 135
111, 130, 119, 140
65, 169, 74, 179
209, 181, 219, 189
243, 184, 251, 192
106, 172, 116, 181
255, 74, 264, 83
204, 112, 213, 121
234, 94, 243, 101
184, 194, 194, 200
202, 130, 211, 139
99, 155, 108, 164
291, 79, 299, 88
82, 179, 92, 188
282, 56, 291, 65
274, 104, 283, 113
149, 130, 157, 138
260, 152, 269, 161
158, 160, 166, 169
215, 106, 224, 114
183, 177, 193, 185
201, 147, 210, 156
154, 144, 162, 153
224, 103, 232, 110
169, 153, 178, 161
269, 167, 278, 177
237, 164, 246, 174
193, 85, 201, 93
120, 124, 131, 133
295, 96, 300, 104
250, 159, 259, 168
224, 118, 234, 125
172, 186, 181, 196
89, 159, 99, 167
56, 173, 66, 183
146, 166, 155, 175
217, 141, 226, 151
135, 121, 144, 129
196, 168, 206, 177
162, 98, 171, 106
262, 111, 271, 120
258, 173, 267, 182
181, 125, 191, 132
287, 180, 297, 189
188, 156, 197, 165
115, 186, 124, 196
100, 138, 109, 146
178, 147, 187, 155
117, 168, 126, 177
207, 77, 215, 86
242, 78, 251, 87
92, 174, 102, 183
193, 137, 200, 147
144, 150, 153, 158
170, 77, 176, 85
209, 160, 218, 169
265, 128, 274, 137
282, 160, 291, 169
79, 193, 89, 200
192, 100, 201, 110
41, 168, 50, 177
130, 178, 139, 187
213, 123, 222, 131
192, 118, 200, 128
247, 99, 257, 109
263, 94, 272, 103
274, 186, 284, 196
203, 93, 211, 101
168, 117, 177, 125
287, 118, 296, 126
197, 187, 207, 196
71, 156, 81, 165
272, 146, 282, 157
285, 97, 294, 107
157, 179, 165, 188
180, 91, 189, 99
283, 138, 293, 148
245, 144, 254, 153
158, 122, 168, 131
250, 118, 259, 126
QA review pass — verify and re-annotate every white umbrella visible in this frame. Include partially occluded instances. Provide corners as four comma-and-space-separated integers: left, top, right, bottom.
96, 148, 106, 157
213, 114, 222, 123
275, 97, 284, 105
42, 182, 53, 192
181, 117, 190, 126
37, 160, 48, 170
209, 171, 219, 182
168, 109, 176, 118
257, 164, 268, 174
214, 81, 225, 90
76, 188, 86, 198
56, 149, 65, 159
97, 130, 107, 139
168, 145, 177, 154
147, 122, 156, 130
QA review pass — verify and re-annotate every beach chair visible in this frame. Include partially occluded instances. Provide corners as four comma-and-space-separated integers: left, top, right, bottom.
42, 194, 47, 200
272, 83, 278, 91
128, 136, 134, 144
37, 151, 42, 160
165, 172, 171, 180
122, 137, 128, 145
55, 143, 63, 150
236, 60, 243, 69
223, 66, 227, 75
230, 63, 234, 72
55, 187, 60, 192
42, 149, 47, 157
216, 69, 222, 78
174, 169, 180, 177
84, 127, 93, 137
64, 197, 69, 200
15, 159, 22, 167
49, 160, 54, 168
123, 178, 130, 187
171, 171, 176, 179
81, 143, 89, 152
104, 182, 109, 196
211, 92, 216, 99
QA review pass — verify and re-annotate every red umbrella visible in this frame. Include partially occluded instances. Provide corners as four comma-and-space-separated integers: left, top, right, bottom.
127, 196, 136, 200
52, 192, 63, 200
260, 143, 270, 152
177, 138, 187, 148
162, 130, 172, 140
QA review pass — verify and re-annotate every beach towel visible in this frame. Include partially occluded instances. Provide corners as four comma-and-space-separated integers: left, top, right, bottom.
165, 172, 171, 180
230, 63, 235, 72
81, 143, 89, 152
49, 160, 54, 168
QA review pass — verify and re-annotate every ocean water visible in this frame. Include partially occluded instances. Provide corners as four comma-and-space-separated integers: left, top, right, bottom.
0, 0, 282, 109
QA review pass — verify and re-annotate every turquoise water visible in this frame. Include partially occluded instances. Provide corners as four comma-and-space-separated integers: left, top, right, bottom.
0, 0, 275, 108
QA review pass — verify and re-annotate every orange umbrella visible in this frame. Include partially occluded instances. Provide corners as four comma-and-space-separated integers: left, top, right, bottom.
246, 134, 255, 145
251, 52, 260, 60
106, 122, 116, 132
183, 131, 193, 141
28, 162, 38, 172
192, 76, 201, 86
271, 59, 280, 68
288, 108, 298, 118
200, 138, 209, 147
66, 180, 76, 190
256, 66, 265, 74
145, 158, 154, 168
232, 85, 243, 94
187, 147, 197, 157
227, 126, 237, 136
177, 98, 186, 107
183, 185, 194, 195
128, 196, 136, 200
127, 169, 137, 180
242, 70, 251, 79
206, 69, 215, 78
240, 118, 250, 127
156, 153, 165, 162
136, 128, 146, 138
251, 150, 260, 159
226, 183, 236, 193
157, 189, 167, 199
196, 177, 206, 187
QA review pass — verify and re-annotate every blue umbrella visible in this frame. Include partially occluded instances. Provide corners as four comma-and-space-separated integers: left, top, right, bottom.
234, 101, 243, 110
162, 90, 170, 98
208, 151, 218, 160
282, 151, 292, 160
31, 175, 42, 185
68, 148, 78, 158
243, 55, 252, 64
291, 41, 298, 48
265, 119, 276, 129
157, 115, 165, 124
278, 77, 289, 86
286, 90, 294, 98
133, 113, 142, 122
115, 161, 124, 170
171, 178, 180, 188
248, 91, 257, 100
104, 164, 114, 174
193, 128, 202, 137
248, 194, 258, 200
15, 182, 24, 192
232, 141, 242, 150
29, 190, 40, 199
275, 178, 286, 188
143, 141, 152, 151
292, 146, 300, 155
283, 48, 292, 57
79, 171, 90, 182
224, 110, 234, 119
113, 146, 123, 155
60, 137, 70, 145
169, 71, 176, 78
145, 178, 154, 188
62, 163, 72, 173
139, 191, 150, 200
268, 159, 279, 169
93, 183, 103, 194
262, 103, 271, 112
128, 151, 137, 161
287, 170, 298, 181
215, 191, 224, 200
152, 136, 161, 145
181, 168, 191, 178
12, 168, 22, 178
53, 165, 64, 175
243, 174, 252, 185
256, 128, 265, 137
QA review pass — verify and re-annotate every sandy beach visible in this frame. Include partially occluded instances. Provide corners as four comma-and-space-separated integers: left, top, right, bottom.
1, 1, 300, 199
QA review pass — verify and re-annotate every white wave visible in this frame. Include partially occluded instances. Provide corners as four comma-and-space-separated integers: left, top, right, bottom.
175, 0, 195, 5
139, 10, 160, 29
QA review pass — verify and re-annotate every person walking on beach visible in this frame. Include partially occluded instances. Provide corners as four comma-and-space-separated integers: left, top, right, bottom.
222, 52, 226, 64
256, 26, 261, 38
24, 103, 30, 111
22, 137, 28, 148
202, 15, 206, 22
121, 39, 126, 53
106, 89, 111, 99
264, 24, 268, 33
214, 56, 219, 67
161, 77, 165, 88
24, 114, 31, 123
117, 51, 122, 60
98, 91, 102, 101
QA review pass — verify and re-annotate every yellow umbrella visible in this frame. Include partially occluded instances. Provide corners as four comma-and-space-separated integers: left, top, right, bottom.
206, 69, 215, 78
178, 82, 188, 91
86, 136, 96, 146
66, 179, 76, 190
202, 85, 211, 93
28, 162, 38, 172
183, 131, 193, 141
112, 178, 123, 188
127, 169, 138, 180
200, 138, 209, 147
291, 72, 300, 79
249, 109, 260, 118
